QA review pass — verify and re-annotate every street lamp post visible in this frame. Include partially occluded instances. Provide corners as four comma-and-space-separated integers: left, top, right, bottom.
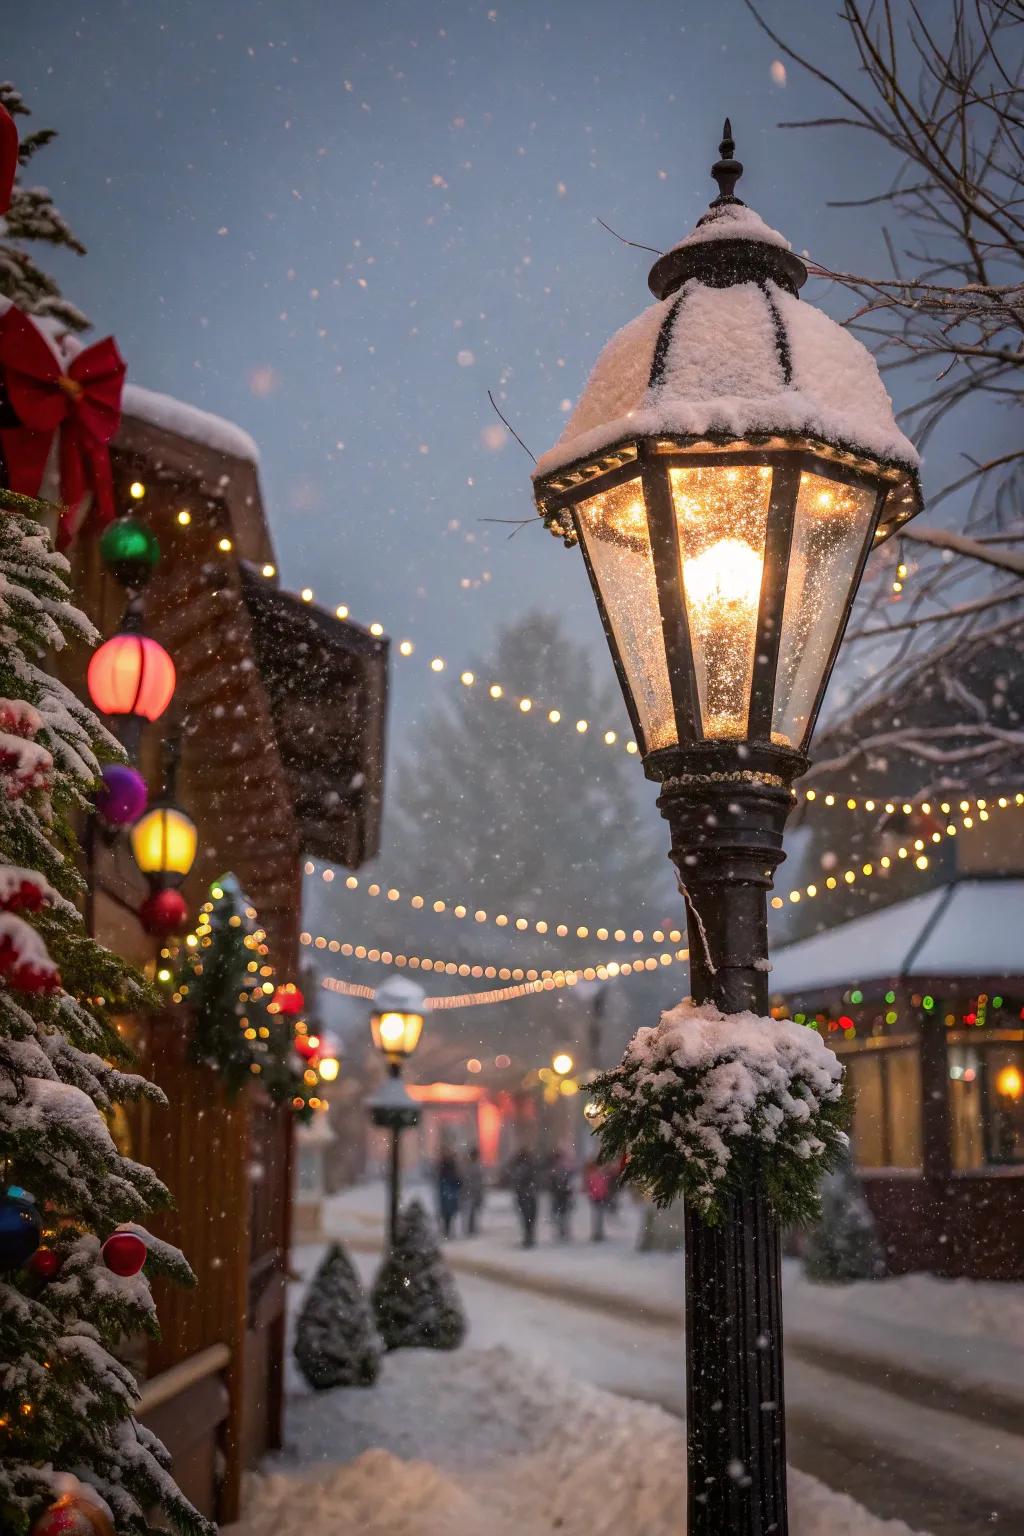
530, 123, 922, 1534
368, 975, 426, 1247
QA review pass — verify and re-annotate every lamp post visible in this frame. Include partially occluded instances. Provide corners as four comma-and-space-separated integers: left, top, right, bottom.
368, 975, 426, 1247
530, 123, 922, 1535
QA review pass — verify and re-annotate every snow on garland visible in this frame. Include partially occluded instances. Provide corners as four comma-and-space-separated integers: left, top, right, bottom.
586, 1000, 850, 1226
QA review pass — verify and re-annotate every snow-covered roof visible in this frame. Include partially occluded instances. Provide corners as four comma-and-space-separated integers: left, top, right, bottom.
769, 879, 1024, 996
534, 193, 921, 519
122, 383, 259, 463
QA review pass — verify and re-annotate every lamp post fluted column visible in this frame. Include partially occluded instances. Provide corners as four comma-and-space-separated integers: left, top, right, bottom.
659, 749, 801, 1534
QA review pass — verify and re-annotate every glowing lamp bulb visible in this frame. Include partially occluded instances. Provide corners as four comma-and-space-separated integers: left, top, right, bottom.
378, 1013, 406, 1050
684, 537, 763, 616
552, 1051, 574, 1076
318, 1055, 340, 1083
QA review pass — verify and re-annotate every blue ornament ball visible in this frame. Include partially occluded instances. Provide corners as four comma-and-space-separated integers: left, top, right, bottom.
0, 1190, 41, 1270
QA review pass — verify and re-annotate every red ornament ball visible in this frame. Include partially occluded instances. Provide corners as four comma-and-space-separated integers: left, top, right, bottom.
101, 1230, 147, 1277
139, 887, 188, 938
275, 983, 304, 1016
30, 1492, 114, 1536
27, 1246, 61, 1280
293, 1032, 321, 1061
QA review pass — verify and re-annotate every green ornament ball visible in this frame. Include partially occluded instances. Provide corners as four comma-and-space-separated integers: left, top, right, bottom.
100, 517, 161, 588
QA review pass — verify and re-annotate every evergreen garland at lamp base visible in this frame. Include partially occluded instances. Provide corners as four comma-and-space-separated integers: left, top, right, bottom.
293, 1242, 382, 1390
586, 999, 851, 1227
372, 1200, 467, 1352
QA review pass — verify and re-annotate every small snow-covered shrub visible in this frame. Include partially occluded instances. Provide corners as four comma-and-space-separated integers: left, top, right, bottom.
587, 1000, 850, 1226
294, 1242, 381, 1389
803, 1144, 885, 1283
372, 1201, 467, 1352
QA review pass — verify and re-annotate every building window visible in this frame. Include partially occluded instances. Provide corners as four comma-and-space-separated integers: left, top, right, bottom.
949, 1044, 1024, 1170
847, 1046, 923, 1171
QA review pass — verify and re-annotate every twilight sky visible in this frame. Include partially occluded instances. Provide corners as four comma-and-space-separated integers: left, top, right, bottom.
9, 0, 924, 674
7, 1, 992, 1037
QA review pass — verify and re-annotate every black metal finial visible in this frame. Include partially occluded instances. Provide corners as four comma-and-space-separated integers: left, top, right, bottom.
710, 117, 744, 206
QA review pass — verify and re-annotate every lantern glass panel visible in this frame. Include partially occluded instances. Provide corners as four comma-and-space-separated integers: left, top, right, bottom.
575, 478, 675, 752
772, 471, 877, 748
669, 463, 773, 740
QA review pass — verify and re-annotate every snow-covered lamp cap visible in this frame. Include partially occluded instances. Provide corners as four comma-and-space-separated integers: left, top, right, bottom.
532, 122, 923, 780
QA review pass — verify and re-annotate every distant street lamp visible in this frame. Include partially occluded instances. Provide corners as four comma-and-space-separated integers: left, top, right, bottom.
551, 1051, 574, 1077
530, 123, 922, 1535
367, 975, 426, 1246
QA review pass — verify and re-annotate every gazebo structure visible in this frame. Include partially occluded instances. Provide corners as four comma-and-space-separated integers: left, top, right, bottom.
770, 874, 1024, 1280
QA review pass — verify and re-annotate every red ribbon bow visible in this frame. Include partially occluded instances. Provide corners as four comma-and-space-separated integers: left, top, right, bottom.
0, 102, 18, 216
0, 307, 126, 546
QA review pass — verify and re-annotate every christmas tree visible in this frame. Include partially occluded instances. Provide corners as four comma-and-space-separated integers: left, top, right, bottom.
803, 1145, 886, 1284
293, 1242, 381, 1390
372, 1200, 467, 1353
0, 83, 89, 332
179, 874, 315, 1116
0, 490, 210, 1534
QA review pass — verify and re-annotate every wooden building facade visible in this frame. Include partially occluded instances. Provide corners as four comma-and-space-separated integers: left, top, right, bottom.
60, 386, 388, 1522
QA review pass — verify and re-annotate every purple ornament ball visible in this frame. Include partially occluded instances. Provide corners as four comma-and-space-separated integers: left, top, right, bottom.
96, 764, 149, 827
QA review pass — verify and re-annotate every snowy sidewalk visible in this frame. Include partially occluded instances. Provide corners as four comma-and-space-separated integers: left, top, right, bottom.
229, 1343, 930, 1536
322, 1182, 1024, 1434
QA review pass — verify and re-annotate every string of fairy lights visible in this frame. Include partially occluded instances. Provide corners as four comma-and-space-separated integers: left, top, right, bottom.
303, 797, 1020, 950
321, 944, 688, 1012
144, 489, 1017, 811
303, 927, 688, 984
134, 483, 1021, 1011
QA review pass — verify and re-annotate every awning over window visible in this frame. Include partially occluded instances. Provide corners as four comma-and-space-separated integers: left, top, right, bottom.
769, 878, 1024, 997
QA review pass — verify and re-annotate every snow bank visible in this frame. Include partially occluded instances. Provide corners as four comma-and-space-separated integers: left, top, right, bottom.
229, 1345, 929, 1536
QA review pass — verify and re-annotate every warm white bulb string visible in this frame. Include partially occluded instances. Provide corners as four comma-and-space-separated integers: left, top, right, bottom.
231, 558, 1020, 811
320, 944, 689, 1012
304, 798, 1017, 949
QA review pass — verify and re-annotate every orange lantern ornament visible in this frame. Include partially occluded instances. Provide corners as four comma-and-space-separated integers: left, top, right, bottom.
87, 630, 175, 722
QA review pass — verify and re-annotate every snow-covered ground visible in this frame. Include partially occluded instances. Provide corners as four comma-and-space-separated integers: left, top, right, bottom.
232, 1343, 927, 1536
223, 1182, 1024, 1535
325, 1179, 1024, 1381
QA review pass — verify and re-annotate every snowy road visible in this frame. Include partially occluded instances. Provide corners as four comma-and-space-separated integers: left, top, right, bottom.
433, 1261, 1024, 1536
